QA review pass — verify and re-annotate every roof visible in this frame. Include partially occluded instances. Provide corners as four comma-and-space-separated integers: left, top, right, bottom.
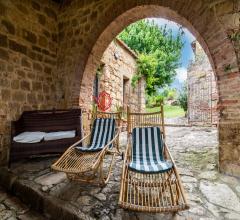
115, 38, 138, 59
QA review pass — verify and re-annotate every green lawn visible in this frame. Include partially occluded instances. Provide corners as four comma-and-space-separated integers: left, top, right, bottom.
146, 105, 185, 118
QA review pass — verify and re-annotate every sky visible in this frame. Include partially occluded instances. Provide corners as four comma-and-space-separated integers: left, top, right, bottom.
149, 18, 196, 88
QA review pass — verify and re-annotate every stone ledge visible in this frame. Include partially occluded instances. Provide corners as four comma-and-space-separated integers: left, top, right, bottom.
0, 167, 92, 220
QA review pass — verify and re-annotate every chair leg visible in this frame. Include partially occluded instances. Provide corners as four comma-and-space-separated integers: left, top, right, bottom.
98, 160, 104, 185
103, 152, 116, 185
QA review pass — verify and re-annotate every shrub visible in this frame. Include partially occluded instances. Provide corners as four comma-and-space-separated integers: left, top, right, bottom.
177, 83, 188, 112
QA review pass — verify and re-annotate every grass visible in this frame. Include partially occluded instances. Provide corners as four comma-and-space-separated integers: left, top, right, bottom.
145, 105, 185, 118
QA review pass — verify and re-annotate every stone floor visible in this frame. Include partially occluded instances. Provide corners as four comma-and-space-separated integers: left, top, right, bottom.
1, 126, 240, 220
0, 185, 45, 220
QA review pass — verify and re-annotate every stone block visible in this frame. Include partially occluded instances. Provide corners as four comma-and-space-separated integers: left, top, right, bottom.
42, 49, 50, 56
71, 19, 78, 27
31, 1, 40, 10
20, 80, 30, 91
32, 46, 41, 53
9, 40, 27, 55
1, 20, 15, 35
44, 66, 52, 74
0, 34, 7, 47
200, 181, 240, 212
44, 58, 55, 65
42, 30, 51, 39
16, 4, 29, 15
0, 2, 6, 16
90, 11, 98, 20
36, 53, 43, 62
44, 7, 57, 20
28, 51, 37, 60
33, 62, 43, 72
219, 13, 240, 30
42, 84, 50, 93
38, 36, 48, 48
11, 80, 19, 90
27, 93, 37, 104
38, 14, 46, 25
215, 1, 234, 16
1, 89, 11, 101
35, 172, 66, 186
23, 29, 37, 44
7, 65, 13, 72
32, 82, 42, 91
12, 91, 26, 102
17, 70, 25, 78
0, 48, 9, 61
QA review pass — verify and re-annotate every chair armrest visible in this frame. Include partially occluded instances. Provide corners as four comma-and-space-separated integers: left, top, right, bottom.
66, 133, 91, 151
164, 143, 176, 166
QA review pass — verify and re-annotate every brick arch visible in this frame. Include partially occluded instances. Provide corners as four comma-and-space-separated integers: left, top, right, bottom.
79, 4, 237, 111
73, 1, 239, 176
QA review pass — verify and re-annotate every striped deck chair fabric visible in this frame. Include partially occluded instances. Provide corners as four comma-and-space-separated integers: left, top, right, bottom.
129, 127, 173, 173
76, 118, 116, 152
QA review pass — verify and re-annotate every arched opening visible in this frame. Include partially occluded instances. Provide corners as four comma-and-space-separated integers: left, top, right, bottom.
0, 1, 239, 219
79, 5, 219, 111
70, 3, 239, 177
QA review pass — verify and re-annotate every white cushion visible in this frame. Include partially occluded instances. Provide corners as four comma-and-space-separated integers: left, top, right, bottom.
44, 130, 76, 141
13, 132, 46, 143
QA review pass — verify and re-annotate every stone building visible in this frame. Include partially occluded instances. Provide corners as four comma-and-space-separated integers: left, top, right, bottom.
187, 41, 219, 125
91, 38, 145, 112
0, 0, 239, 176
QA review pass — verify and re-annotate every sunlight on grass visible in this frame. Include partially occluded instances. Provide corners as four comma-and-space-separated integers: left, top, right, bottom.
145, 105, 185, 118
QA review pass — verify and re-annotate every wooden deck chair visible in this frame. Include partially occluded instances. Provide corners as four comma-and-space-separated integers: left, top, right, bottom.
51, 110, 121, 186
119, 106, 189, 213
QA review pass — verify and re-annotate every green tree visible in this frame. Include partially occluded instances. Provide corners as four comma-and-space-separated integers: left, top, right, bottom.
132, 53, 158, 94
119, 19, 184, 95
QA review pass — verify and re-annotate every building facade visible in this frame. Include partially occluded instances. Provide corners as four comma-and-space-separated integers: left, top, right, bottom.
187, 41, 219, 125
89, 38, 145, 113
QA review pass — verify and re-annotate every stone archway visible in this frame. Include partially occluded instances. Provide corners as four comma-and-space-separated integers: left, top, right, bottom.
79, 5, 218, 110
58, 0, 239, 176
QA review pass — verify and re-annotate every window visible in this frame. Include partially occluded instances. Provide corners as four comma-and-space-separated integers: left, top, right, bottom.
93, 63, 105, 97
123, 76, 129, 106
93, 74, 99, 98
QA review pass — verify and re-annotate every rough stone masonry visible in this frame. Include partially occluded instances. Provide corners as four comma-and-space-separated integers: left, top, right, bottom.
0, 0, 240, 176
188, 41, 218, 125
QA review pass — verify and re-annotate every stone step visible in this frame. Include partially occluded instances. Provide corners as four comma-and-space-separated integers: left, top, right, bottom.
0, 167, 93, 220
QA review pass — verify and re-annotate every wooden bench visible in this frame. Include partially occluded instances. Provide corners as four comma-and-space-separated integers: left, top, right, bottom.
9, 109, 82, 167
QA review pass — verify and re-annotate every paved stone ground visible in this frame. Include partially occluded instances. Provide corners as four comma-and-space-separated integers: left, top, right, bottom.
1, 126, 240, 220
0, 185, 46, 220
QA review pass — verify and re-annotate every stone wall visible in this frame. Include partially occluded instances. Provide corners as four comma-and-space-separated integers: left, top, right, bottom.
0, 0, 64, 165
87, 38, 145, 112
0, 0, 239, 176
188, 42, 219, 125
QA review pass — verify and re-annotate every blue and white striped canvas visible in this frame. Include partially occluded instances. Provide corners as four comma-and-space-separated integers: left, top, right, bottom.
76, 118, 115, 152
128, 127, 173, 173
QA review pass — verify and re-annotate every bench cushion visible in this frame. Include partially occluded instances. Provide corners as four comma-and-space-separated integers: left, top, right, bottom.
13, 132, 46, 143
44, 130, 76, 141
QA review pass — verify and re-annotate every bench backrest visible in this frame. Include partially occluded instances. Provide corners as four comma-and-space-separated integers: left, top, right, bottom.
15, 109, 82, 136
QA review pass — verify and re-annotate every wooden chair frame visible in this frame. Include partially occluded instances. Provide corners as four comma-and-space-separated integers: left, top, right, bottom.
118, 105, 189, 212
51, 110, 121, 186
